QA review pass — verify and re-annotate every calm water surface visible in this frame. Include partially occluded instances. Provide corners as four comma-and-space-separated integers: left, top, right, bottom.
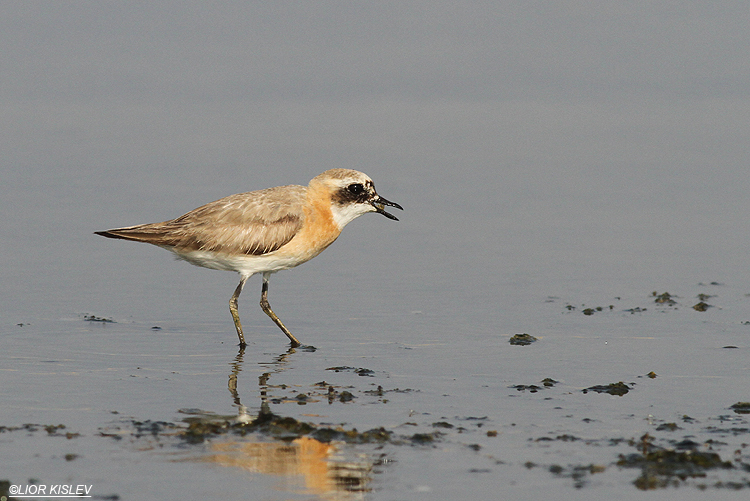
3, 5, 750, 498
3, 161, 750, 500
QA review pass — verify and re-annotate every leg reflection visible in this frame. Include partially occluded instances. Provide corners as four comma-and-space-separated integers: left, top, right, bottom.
215, 346, 379, 497
228, 345, 299, 422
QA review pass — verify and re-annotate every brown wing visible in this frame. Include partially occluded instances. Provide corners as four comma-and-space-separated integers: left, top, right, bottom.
95, 185, 307, 256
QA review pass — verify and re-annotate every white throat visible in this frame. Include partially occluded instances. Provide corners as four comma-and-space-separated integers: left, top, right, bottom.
330, 202, 374, 230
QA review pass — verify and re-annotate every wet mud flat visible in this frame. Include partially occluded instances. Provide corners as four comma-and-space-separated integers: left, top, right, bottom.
3, 285, 750, 499
4, 381, 750, 499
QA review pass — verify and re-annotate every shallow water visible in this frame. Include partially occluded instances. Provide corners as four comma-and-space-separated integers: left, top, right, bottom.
5, 138, 750, 501
4, 3, 750, 500
5, 144, 750, 501
4, 259, 750, 499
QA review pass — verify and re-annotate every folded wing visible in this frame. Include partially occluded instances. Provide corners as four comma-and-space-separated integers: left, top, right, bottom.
95, 185, 306, 256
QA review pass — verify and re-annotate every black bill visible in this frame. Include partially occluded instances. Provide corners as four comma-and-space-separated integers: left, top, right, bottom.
371, 196, 403, 221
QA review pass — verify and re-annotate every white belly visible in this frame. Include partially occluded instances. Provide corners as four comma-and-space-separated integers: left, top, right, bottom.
168, 247, 309, 276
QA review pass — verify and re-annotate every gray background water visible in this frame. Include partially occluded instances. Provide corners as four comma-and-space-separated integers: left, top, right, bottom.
3, 2, 750, 500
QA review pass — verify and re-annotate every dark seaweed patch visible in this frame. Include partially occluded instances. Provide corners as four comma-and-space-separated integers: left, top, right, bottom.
617, 434, 735, 490
0, 423, 80, 439
549, 463, 607, 489
653, 291, 677, 306
83, 314, 115, 323
432, 421, 454, 429
509, 333, 537, 346
325, 366, 376, 377
511, 379, 557, 393
583, 382, 632, 396
655, 422, 681, 432
175, 410, 445, 447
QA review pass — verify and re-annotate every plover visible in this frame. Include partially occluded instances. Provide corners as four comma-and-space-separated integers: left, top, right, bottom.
95, 169, 402, 348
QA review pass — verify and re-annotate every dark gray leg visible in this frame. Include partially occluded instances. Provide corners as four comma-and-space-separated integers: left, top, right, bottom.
229, 276, 248, 348
260, 271, 301, 347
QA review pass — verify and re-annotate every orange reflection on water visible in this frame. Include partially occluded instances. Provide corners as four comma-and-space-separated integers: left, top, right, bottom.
202, 435, 372, 499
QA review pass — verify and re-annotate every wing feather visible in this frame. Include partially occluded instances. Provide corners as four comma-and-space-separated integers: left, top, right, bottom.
96, 185, 306, 256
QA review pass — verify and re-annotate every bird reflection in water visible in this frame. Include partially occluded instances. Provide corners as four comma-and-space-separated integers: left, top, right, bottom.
191, 347, 377, 499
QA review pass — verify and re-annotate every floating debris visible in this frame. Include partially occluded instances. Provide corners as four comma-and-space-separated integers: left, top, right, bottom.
730, 402, 750, 415
511, 378, 557, 393
549, 463, 607, 489
83, 314, 115, 323
363, 385, 384, 396
625, 307, 647, 314
509, 333, 537, 346
409, 432, 443, 444
655, 422, 681, 432
581, 305, 613, 315
432, 421, 454, 429
653, 292, 677, 306
693, 302, 712, 312
172, 409, 451, 448
583, 382, 632, 396
325, 366, 375, 377
511, 384, 542, 394
131, 420, 178, 438
617, 434, 734, 490
338, 391, 355, 403
362, 386, 413, 397
0, 423, 80, 440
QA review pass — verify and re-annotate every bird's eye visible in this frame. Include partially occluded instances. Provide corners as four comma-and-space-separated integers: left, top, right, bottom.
347, 183, 364, 195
